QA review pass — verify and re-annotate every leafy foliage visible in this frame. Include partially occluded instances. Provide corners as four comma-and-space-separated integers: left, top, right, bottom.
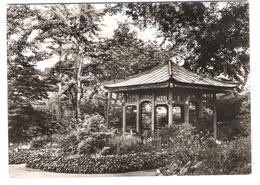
26, 151, 171, 173
106, 135, 143, 155
157, 127, 251, 175
8, 103, 59, 142
107, 2, 249, 89
9, 145, 33, 164
217, 91, 250, 140
7, 5, 56, 143
58, 114, 114, 156
94, 23, 170, 82
194, 136, 251, 175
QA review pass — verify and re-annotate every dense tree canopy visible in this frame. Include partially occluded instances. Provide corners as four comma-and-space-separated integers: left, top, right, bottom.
106, 1, 249, 89
7, 6, 51, 104
93, 22, 170, 81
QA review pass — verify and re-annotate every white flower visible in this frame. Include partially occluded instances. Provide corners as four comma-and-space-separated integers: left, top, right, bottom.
216, 140, 221, 145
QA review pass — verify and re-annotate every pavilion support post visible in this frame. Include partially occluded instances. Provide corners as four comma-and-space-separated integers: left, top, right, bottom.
136, 95, 140, 134
151, 93, 156, 135
168, 89, 173, 126
213, 93, 217, 140
122, 93, 127, 135
106, 91, 112, 128
198, 100, 204, 118
112, 93, 118, 113
196, 94, 203, 119
166, 105, 169, 126
184, 95, 190, 124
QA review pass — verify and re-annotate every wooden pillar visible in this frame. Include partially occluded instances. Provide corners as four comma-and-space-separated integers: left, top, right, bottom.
106, 91, 112, 128
136, 95, 140, 134
213, 93, 217, 140
151, 93, 156, 135
168, 89, 173, 126
198, 99, 204, 118
166, 105, 169, 126
122, 93, 127, 135
184, 95, 190, 124
112, 93, 118, 113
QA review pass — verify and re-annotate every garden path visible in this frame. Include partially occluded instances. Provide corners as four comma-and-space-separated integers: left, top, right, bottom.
9, 164, 157, 178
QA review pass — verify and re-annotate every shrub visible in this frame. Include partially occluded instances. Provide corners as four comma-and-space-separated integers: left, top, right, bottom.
9, 144, 60, 164
158, 124, 212, 153
82, 114, 106, 134
222, 136, 251, 174
58, 114, 115, 156
236, 93, 250, 137
216, 92, 250, 139
26, 151, 174, 173
30, 136, 51, 149
8, 103, 60, 143
216, 93, 241, 122
59, 132, 80, 154
193, 136, 251, 175
9, 147, 33, 164
157, 136, 251, 175
77, 132, 111, 156
107, 135, 143, 155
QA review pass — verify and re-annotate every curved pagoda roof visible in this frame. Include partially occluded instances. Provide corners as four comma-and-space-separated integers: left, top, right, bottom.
104, 61, 238, 92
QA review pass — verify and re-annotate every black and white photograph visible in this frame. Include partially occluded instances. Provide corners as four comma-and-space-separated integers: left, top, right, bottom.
4, 0, 254, 179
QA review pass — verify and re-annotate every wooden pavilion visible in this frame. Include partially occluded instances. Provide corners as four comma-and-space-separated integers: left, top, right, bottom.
104, 61, 238, 139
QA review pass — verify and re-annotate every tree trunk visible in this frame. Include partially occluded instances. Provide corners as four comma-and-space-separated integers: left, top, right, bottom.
76, 46, 83, 124
58, 46, 62, 122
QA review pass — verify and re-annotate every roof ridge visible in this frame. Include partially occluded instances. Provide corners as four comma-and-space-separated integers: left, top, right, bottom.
168, 60, 173, 79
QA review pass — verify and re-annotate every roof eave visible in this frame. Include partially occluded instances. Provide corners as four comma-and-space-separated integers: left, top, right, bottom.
173, 83, 237, 93
104, 81, 169, 92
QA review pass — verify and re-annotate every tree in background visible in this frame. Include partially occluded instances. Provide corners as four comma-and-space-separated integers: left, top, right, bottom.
94, 22, 170, 81
29, 4, 103, 124
106, 1, 249, 90
7, 5, 56, 142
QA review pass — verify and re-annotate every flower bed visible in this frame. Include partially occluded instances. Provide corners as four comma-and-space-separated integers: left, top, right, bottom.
26, 151, 173, 173
9, 148, 34, 164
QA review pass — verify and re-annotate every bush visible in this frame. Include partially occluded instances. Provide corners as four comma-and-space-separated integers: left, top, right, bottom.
58, 113, 115, 156
9, 147, 33, 164
237, 93, 250, 137
157, 136, 251, 175
220, 136, 251, 174
59, 132, 80, 154
30, 136, 52, 149
9, 144, 60, 164
8, 103, 59, 143
77, 132, 111, 156
216, 92, 250, 139
216, 93, 241, 122
26, 151, 173, 173
107, 135, 143, 155
158, 124, 212, 153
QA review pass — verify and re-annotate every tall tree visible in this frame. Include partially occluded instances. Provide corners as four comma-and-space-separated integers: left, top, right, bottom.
33, 4, 102, 123
7, 5, 54, 142
93, 22, 170, 82
106, 1, 249, 90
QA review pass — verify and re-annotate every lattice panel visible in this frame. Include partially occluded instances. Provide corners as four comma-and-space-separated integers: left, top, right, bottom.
202, 93, 214, 102
140, 93, 153, 100
156, 91, 168, 102
126, 93, 138, 103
